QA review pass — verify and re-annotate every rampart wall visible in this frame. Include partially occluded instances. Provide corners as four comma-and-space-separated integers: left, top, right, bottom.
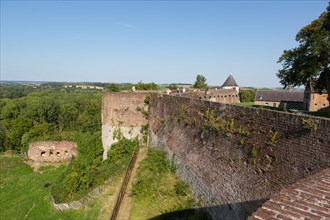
181, 89, 240, 103
148, 94, 330, 219
102, 92, 149, 160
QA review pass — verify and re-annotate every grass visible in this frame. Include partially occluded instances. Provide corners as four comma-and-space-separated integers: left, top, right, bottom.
0, 155, 105, 220
129, 148, 209, 220
233, 102, 255, 107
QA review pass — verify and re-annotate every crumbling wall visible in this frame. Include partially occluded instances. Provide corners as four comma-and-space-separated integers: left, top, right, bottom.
148, 94, 330, 219
102, 92, 149, 160
28, 141, 77, 162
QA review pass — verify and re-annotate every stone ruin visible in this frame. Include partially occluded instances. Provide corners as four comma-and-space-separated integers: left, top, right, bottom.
28, 141, 77, 163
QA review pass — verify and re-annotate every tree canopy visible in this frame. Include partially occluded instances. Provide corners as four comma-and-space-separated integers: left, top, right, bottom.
193, 74, 207, 89
277, 5, 330, 103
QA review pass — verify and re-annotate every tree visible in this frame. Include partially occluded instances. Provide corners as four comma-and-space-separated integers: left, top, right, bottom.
193, 74, 207, 89
168, 83, 178, 90
277, 5, 330, 103
107, 83, 120, 92
135, 81, 158, 90
239, 89, 256, 103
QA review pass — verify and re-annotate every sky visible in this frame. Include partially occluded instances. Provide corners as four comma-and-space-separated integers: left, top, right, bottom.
0, 0, 328, 87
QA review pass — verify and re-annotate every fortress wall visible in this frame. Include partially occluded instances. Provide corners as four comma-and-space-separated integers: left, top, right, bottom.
148, 94, 330, 219
181, 89, 240, 104
102, 92, 149, 160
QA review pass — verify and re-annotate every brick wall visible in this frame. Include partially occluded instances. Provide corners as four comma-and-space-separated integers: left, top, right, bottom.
148, 94, 330, 219
249, 168, 330, 220
102, 92, 149, 160
181, 89, 240, 104
28, 141, 77, 162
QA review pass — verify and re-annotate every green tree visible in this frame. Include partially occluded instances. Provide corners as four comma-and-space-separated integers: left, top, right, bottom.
277, 6, 330, 103
239, 89, 256, 102
168, 83, 178, 90
107, 83, 120, 92
193, 74, 207, 89
135, 81, 158, 90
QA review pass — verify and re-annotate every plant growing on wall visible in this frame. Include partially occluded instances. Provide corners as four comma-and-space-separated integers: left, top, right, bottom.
251, 144, 257, 165
302, 118, 319, 132
270, 131, 278, 144
226, 118, 235, 133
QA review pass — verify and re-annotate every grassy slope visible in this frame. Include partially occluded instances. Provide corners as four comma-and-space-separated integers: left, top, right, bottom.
129, 148, 208, 220
0, 155, 101, 220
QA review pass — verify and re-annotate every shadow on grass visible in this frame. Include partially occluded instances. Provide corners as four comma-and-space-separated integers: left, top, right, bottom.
150, 199, 267, 220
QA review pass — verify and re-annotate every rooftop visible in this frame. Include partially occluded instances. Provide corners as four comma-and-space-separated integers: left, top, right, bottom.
221, 74, 239, 87
255, 90, 304, 102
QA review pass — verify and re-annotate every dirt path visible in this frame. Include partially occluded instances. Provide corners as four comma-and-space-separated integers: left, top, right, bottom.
116, 146, 148, 220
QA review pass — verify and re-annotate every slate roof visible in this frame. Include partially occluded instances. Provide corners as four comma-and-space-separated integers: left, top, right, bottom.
255, 90, 304, 102
221, 74, 239, 87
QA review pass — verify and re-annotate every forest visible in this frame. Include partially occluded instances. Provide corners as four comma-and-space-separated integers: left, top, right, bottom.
0, 84, 139, 202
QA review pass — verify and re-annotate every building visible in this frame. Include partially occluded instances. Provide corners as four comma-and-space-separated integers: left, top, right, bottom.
254, 90, 304, 110
303, 81, 329, 111
180, 74, 240, 104
221, 74, 239, 93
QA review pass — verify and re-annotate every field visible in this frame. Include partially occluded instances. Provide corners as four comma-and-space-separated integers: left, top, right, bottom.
0, 154, 120, 220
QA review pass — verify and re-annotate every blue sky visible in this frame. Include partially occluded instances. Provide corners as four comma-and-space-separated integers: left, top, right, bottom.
0, 0, 328, 87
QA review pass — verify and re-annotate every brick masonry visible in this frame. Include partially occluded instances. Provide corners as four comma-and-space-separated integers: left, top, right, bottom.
249, 168, 330, 220
148, 94, 330, 219
28, 141, 77, 162
102, 92, 149, 160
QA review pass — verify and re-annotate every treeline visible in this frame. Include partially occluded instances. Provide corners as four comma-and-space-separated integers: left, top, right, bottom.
107, 81, 159, 92
0, 90, 101, 152
0, 84, 37, 99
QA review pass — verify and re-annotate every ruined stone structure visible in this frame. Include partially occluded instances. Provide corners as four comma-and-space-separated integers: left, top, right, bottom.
28, 141, 77, 162
101, 92, 330, 219
148, 94, 330, 219
102, 91, 149, 160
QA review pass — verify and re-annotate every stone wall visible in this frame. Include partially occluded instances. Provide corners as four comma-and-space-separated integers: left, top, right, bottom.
28, 141, 77, 162
148, 94, 330, 219
309, 93, 329, 112
181, 89, 240, 104
102, 92, 149, 160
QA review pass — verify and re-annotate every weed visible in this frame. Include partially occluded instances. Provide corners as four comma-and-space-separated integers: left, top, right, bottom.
144, 95, 150, 105
226, 118, 235, 133
136, 106, 149, 119
113, 127, 123, 140
237, 126, 250, 136
270, 131, 278, 144
170, 154, 176, 173
302, 118, 319, 132
140, 124, 148, 145
250, 144, 257, 164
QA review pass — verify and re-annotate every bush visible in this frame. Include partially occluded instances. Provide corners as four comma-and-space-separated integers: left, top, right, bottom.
51, 136, 137, 203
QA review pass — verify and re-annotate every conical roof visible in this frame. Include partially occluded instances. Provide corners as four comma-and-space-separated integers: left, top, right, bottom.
221, 74, 238, 87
